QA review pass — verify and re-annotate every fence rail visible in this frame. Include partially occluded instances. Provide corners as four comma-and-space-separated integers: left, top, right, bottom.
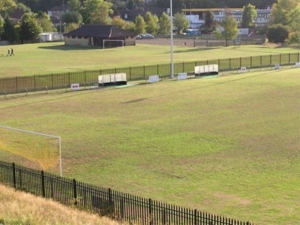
0, 161, 253, 225
0, 52, 299, 96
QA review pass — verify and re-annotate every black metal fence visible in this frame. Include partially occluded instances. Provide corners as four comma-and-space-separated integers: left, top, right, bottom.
1, 52, 299, 96
0, 161, 253, 225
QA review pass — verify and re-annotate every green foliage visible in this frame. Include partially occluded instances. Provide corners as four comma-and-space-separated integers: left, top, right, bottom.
173, 12, 189, 34
19, 13, 42, 43
270, 0, 298, 26
134, 14, 146, 34
204, 10, 214, 29
112, 16, 127, 29
145, 11, 159, 34
67, 0, 81, 12
214, 15, 238, 46
2, 17, 18, 42
61, 11, 83, 25
0, 0, 16, 18
36, 11, 54, 32
241, 3, 257, 28
158, 12, 170, 35
267, 24, 289, 43
124, 20, 135, 32
81, 0, 113, 24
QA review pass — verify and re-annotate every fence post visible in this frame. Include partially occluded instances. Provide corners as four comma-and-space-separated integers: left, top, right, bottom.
73, 179, 77, 205
149, 198, 153, 225
250, 56, 252, 68
34, 75, 36, 91
108, 188, 112, 205
194, 209, 197, 225
144, 66, 146, 79
41, 170, 45, 197
12, 163, 16, 188
15, 77, 18, 92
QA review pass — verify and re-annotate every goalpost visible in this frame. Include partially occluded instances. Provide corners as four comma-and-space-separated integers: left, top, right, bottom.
103, 39, 125, 50
0, 125, 62, 177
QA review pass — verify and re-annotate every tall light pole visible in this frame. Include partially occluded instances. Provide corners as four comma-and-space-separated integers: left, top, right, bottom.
170, 0, 174, 79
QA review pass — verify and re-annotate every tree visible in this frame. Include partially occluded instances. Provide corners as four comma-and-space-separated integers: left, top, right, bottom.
68, 0, 81, 12
173, 12, 189, 34
134, 15, 146, 34
204, 10, 214, 29
19, 13, 42, 43
0, 0, 16, 18
266, 24, 289, 43
61, 11, 83, 25
270, 0, 298, 25
145, 12, 159, 34
241, 3, 257, 28
37, 11, 54, 32
288, 6, 300, 44
158, 12, 170, 35
81, 0, 113, 24
2, 17, 18, 42
112, 16, 127, 29
0, 15, 4, 39
124, 21, 136, 32
214, 15, 238, 46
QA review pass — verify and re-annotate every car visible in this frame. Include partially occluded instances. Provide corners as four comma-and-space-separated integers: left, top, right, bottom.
136, 33, 154, 39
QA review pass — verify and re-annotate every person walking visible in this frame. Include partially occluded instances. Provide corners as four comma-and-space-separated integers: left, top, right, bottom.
7, 49, 10, 56
10, 48, 14, 56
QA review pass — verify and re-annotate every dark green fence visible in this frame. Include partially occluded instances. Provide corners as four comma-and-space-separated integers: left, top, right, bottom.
0, 161, 254, 225
0, 52, 299, 96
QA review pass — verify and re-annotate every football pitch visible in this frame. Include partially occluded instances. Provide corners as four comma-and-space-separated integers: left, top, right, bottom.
0, 67, 299, 224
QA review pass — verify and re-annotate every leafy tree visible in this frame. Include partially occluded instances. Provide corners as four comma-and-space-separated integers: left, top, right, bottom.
68, 0, 81, 12
173, 12, 189, 34
36, 11, 54, 32
19, 13, 42, 43
270, 0, 298, 25
112, 16, 127, 29
124, 21, 135, 32
145, 12, 159, 34
64, 22, 80, 33
61, 11, 83, 24
134, 14, 146, 34
266, 24, 289, 43
0, 15, 4, 39
158, 12, 170, 35
288, 7, 300, 44
0, 0, 16, 18
241, 3, 257, 28
81, 0, 113, 24
214, 15, 238, 46
204, 10, 214, 29
2, 17, 18, 42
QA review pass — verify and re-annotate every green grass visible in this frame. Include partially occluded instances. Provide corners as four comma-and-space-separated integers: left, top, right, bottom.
0, 68, 299, 225
0, 42, 299, 78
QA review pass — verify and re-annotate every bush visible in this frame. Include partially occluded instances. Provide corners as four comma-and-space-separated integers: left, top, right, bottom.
266, 24, 289, 44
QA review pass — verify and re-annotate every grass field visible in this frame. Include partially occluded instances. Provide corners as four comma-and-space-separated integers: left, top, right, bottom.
0, 42, 299, 78
0, 68, 299, 224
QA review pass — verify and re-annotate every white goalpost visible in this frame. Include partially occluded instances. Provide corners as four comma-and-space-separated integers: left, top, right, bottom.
0, 125, 62, 177
103, 39, 125, 49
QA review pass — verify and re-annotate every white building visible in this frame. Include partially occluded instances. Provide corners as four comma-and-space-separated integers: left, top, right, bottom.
185, 8, 271, 29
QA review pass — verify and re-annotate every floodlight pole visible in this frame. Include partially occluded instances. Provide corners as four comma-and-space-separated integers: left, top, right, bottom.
170, 0, 174, 79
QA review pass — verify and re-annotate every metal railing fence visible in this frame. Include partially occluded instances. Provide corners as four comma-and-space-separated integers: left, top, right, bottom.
0, 161, 253, 225
0, 52, 299, 96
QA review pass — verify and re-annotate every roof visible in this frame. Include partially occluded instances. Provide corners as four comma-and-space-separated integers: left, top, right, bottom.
9, 8, 26, 20
64, 25, 136, 38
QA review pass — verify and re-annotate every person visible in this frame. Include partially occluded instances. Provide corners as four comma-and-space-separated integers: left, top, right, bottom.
11, 48, 14, 56
7, 49, 10, 56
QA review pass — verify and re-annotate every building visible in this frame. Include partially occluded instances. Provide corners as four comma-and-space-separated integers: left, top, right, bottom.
183, 8, 271, 29
64, 25, 136, 47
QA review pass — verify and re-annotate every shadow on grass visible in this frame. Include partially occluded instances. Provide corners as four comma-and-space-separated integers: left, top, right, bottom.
38, 45, 102, 51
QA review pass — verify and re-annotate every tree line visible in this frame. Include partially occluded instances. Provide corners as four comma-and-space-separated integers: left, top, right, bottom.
0, 0, 299, 45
